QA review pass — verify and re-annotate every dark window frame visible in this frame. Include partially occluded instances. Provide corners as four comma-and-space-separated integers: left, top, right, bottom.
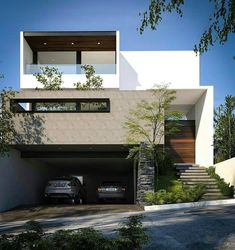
11, 98, 110, 113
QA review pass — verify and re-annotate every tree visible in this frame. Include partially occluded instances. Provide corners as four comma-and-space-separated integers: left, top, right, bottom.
214, 95, 235, 162
33, 66, 63, 90
139, 0, 235, 57
0, 88, 16, 157
74, 65, 103, 90
124, 84, 182, 188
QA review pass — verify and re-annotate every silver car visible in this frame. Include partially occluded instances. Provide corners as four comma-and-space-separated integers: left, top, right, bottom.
97, 181, 127, 202
44, 177, 85, 204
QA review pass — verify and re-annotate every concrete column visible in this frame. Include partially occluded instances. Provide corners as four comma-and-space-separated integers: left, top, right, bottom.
136, 142, 155, 204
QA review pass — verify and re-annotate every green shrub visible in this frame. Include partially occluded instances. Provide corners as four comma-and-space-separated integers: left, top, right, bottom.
0, 216, 149, 250
144, 192, 156, 204
118, 215, 148, 250
206, 166, 233, 197
145, 183, 205, 205
0, 232, 42, 250
156, 172, 178, 191
156, 149, 175, 175
0, 234, 19, 250
24, 220, 43, 234
183, 184, 205, 202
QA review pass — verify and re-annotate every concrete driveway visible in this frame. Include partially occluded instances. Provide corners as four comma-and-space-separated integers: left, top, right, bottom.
0, 204, 143, 222
0, 204, 235, 249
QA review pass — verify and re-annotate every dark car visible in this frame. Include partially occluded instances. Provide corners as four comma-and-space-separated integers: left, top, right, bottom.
44, 176, 86, 204
97, 181, 127, 202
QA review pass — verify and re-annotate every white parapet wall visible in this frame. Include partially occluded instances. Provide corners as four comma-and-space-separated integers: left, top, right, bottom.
0, 150, 55, 212
20, 74, 119, 89
119, 51, 199, 90
215, 157, 235, 187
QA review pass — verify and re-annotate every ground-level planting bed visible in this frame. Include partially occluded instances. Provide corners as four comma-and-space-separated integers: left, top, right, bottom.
144, 170, 205, 205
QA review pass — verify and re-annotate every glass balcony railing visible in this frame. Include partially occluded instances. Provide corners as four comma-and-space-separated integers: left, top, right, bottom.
25, 64, 116, 75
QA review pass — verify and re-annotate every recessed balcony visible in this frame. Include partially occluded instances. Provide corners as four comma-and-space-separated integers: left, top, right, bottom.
21, 31, 118, 88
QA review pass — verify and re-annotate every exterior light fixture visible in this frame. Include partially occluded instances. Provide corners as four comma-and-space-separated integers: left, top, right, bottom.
71, 42, 74, 45
43, 42, 47, 45
97, 42, 101, 45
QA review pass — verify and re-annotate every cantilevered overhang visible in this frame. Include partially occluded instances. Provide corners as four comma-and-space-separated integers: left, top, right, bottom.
13, 144, 130, 158
168, 87, 211, 115
24, 31, 116, 51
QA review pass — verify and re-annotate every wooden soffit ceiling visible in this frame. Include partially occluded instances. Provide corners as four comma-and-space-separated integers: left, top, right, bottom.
24, 32, 116, 51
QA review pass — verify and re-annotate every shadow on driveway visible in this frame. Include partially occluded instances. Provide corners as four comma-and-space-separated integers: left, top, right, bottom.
0, 204, 143, 222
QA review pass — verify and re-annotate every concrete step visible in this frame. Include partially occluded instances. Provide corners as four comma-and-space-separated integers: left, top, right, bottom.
178, 169, 207, 173
203, 192, 223, 196
176, 165, 201, 169
177, 172, 207, 176
179, 176, 217, 184
205, 189, 222, 195
175, 163, 200, 167
180, 175, 210, 178
176, 163, 225, 202
180, 178, 216, 182
176, 167, 206, 171
184, 183, 218, 188
180, 171, 208, 174
182, 182, 217, 186
205, 188, 221, 192
200, 196, 226, 201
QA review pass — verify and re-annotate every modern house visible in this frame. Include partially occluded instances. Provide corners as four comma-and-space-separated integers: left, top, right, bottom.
0, 31, 214, 211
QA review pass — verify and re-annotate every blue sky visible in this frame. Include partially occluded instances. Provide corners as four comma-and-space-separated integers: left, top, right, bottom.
0, 0, 234, 107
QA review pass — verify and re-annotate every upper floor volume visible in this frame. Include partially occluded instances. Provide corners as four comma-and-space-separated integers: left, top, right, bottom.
20, 31, 200, 90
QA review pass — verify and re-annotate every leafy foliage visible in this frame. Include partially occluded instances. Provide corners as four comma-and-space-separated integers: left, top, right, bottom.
139, 0, 184, 34
157, 171, 178, 190
145, 182, 205, 205
140, 0, 235, 57
0, 216, 148, 250
0, 88, 16, 157
24, 220, 43, 235
125, 84, 181, 146
33, 66, 63, 90
74, 65, 103, 90
118, 215, 148, 250
206, 166, 234, 197
214, 95, 235, 162
156, 147, 175, 175
124, 84, 182, 187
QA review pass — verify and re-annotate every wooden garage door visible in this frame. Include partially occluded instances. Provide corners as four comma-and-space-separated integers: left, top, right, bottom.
165, 120, 195, 163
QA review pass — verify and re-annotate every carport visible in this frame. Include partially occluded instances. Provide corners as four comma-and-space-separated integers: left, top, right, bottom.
14, 145, 136, 204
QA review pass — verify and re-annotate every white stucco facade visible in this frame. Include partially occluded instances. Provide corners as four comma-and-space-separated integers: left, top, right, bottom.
119, 51, 199, 90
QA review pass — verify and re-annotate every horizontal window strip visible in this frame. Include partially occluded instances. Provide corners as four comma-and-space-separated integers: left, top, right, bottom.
11, 98, 110, 113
